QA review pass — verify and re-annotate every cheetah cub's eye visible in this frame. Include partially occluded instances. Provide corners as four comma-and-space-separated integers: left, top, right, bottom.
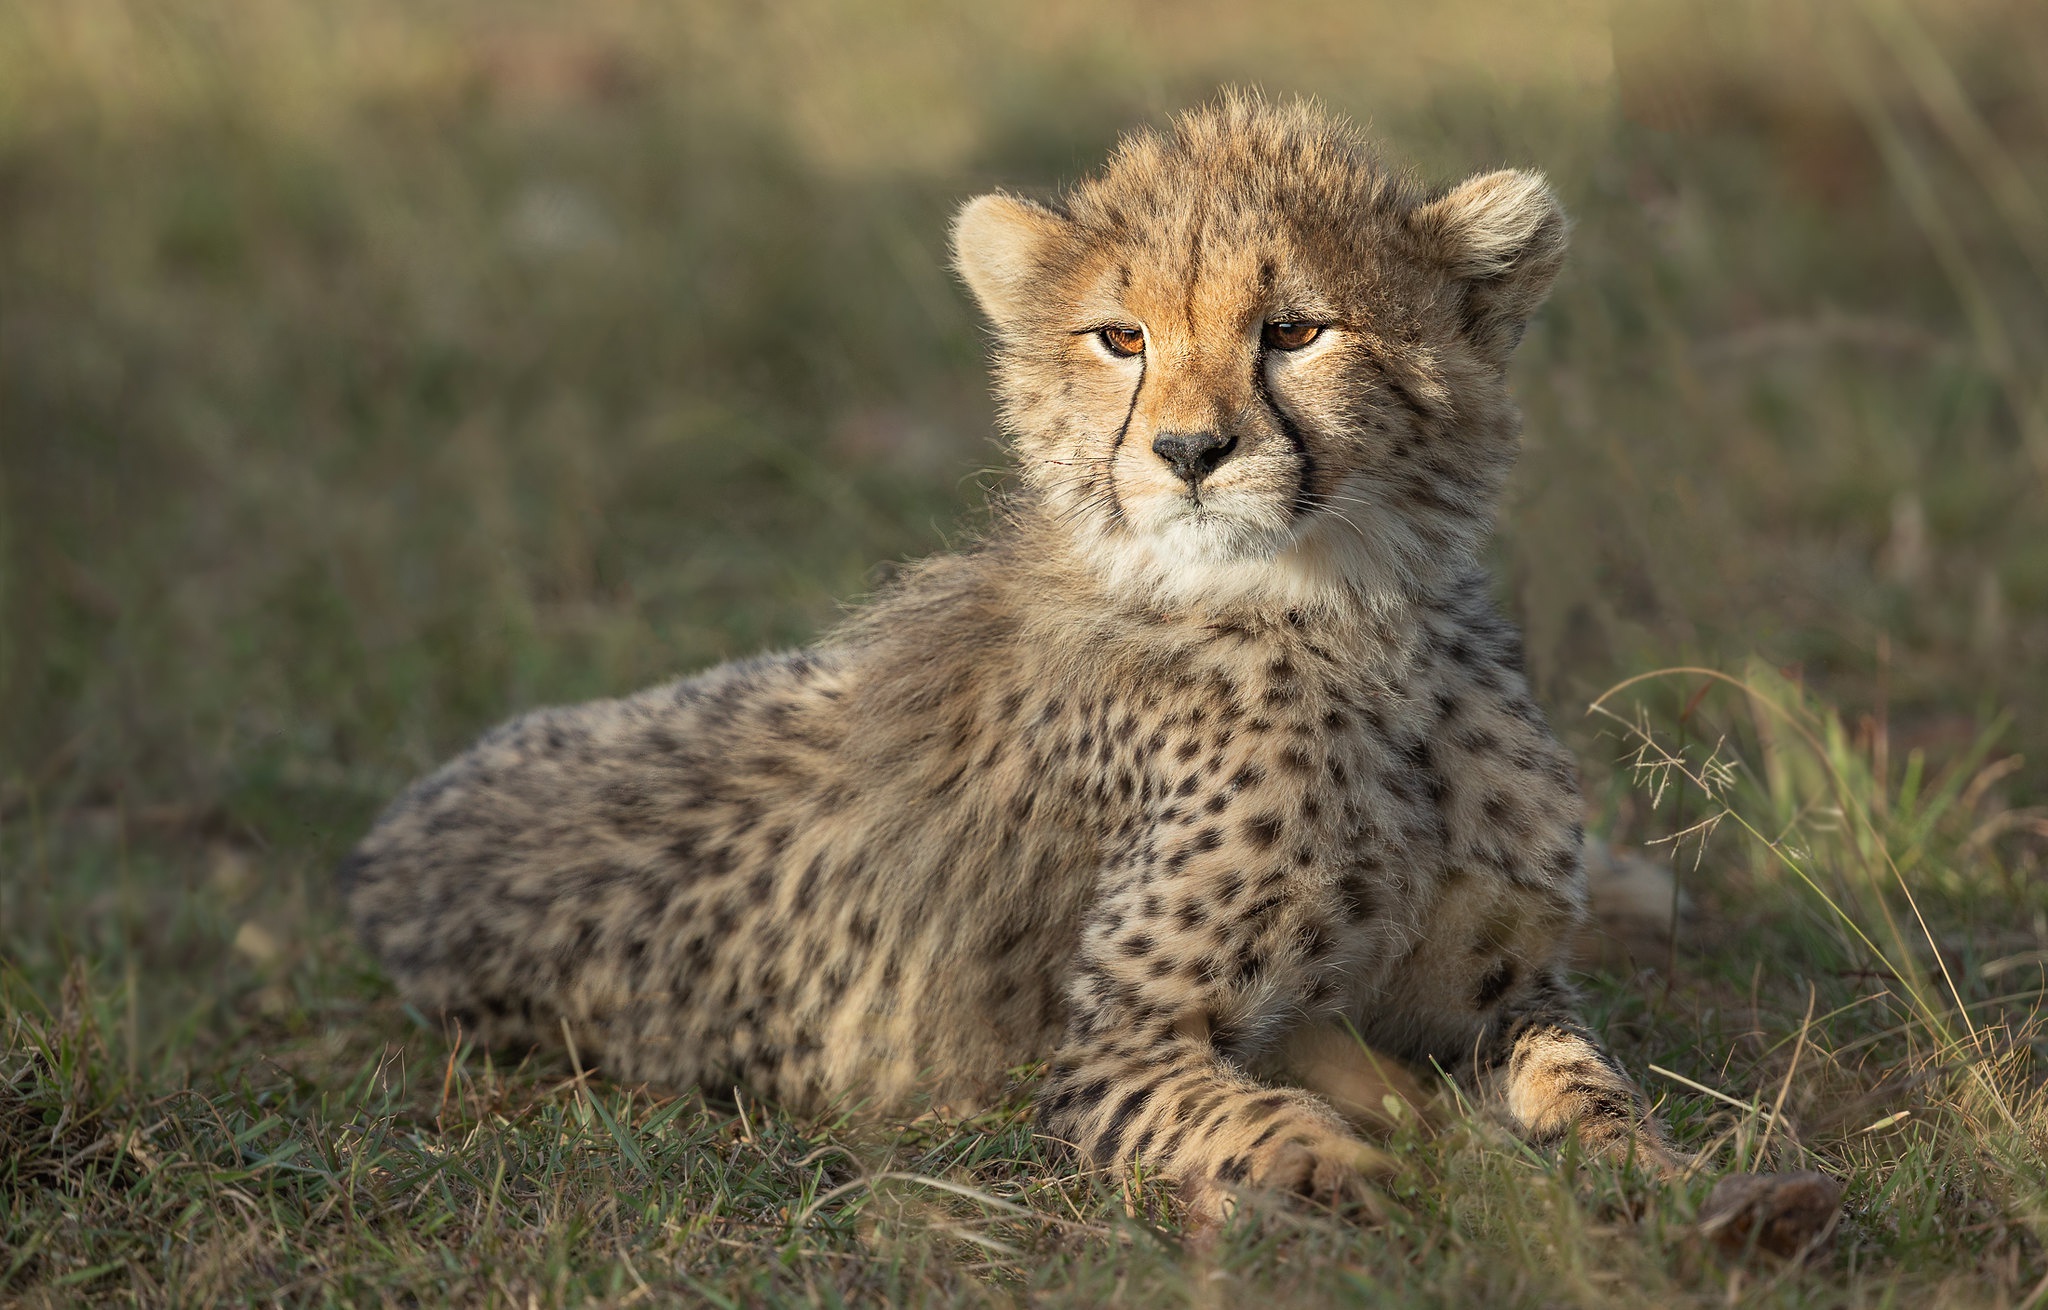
1263, 321, 1323, 351
1097, 325, 1146, 358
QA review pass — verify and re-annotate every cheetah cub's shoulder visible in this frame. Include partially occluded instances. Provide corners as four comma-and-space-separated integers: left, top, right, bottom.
344, 94, 1679, 1210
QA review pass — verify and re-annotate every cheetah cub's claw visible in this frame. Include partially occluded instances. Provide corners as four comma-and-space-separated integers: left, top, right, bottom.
1182, 1111, 1401, 1236
1180, 1149, 1397, 1240
1257, 1134, 1398, 1206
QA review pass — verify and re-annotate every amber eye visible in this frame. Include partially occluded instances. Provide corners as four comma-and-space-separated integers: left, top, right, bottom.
1263, 321, 1323, 351
1097, 325, 1146, 357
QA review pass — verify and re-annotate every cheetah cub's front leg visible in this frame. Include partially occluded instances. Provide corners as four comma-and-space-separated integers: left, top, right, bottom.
1486, 975, 1686, 1177
1038, 848, 1390, 1210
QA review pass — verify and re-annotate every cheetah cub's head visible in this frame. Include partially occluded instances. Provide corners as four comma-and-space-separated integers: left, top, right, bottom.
953, 95, 1567, 614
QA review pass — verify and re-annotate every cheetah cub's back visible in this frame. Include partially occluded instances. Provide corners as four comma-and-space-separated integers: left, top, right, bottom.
344, 93, 1679, 1210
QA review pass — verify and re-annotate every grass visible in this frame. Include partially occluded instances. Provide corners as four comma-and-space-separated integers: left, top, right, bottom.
4, 0, 2048, 1303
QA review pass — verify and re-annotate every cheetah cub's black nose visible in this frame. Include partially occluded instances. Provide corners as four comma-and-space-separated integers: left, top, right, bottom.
1151, 430, 1237, 485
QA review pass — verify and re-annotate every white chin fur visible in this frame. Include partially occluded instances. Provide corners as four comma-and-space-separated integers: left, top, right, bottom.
1127, 489, 1294, 565
1074, 474, 1477, 617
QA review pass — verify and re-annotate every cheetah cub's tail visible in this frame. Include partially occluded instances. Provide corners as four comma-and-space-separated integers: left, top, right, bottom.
1578, 841, 1691, 972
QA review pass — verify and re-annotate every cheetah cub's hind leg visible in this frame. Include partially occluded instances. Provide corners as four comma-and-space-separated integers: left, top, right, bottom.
1483, 969, 1687, 1178
1266, 1022, 1436, 1138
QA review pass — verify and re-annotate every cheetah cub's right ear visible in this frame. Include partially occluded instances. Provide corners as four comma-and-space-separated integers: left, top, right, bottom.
1409, 169, 1570, 366
952, 193, 1074, 332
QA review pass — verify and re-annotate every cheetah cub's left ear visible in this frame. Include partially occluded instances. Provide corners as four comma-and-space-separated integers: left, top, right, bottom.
952, 194, 1074, 332
1409, 169, 1569, 366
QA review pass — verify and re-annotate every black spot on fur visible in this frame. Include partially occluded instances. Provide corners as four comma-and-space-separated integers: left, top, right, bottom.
1339, 875, 1378, 922
1242, 1093, 1290, 1124
1093, 1079, 1164, 1165
1482, 793, 1533, 837
1242, 814, 1284, 850
1042, 1075, 1110, 1124
1473, 959, 1517, 1009
789, 853, 827, 910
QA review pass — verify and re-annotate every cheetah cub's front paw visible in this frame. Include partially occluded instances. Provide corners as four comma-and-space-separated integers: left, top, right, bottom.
1254, 1134, 1393, 1206
1183, 1106, 1398, 1232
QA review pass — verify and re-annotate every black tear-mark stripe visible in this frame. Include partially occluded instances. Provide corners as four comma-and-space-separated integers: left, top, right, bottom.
1252, 366, 1318, 519
1102, 352, 1147, 525
1112, 352, 1147, 456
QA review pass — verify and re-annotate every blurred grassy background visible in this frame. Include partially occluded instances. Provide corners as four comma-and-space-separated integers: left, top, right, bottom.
5, 1, 2048, 1302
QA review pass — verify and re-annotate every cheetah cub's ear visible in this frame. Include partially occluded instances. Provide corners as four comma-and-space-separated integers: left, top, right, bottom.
952, 194, 1073, 331
1409, 169, 1569, 366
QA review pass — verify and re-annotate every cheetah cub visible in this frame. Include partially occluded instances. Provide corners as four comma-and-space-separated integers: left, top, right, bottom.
344, 96, 1679, 1210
